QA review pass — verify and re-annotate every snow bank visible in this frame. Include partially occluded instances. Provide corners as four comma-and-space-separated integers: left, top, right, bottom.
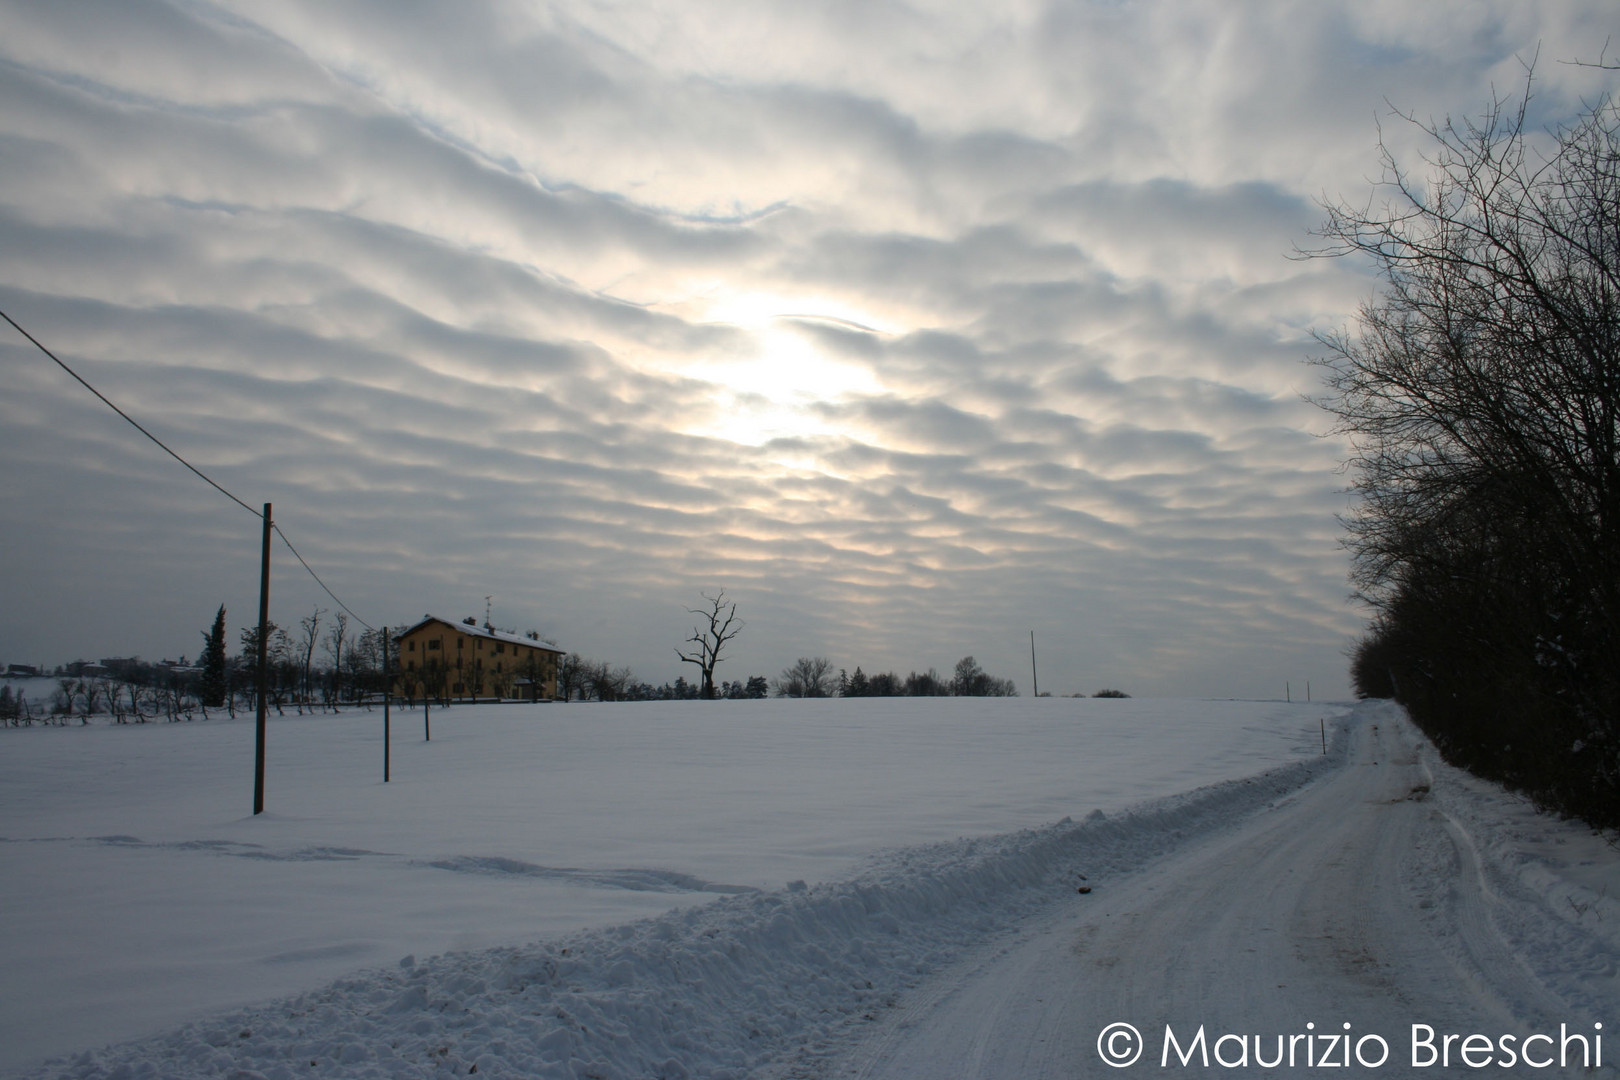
1392, 698, 1620, 1030
21, 721, 1349, 1080
0, 697, 1332, 1067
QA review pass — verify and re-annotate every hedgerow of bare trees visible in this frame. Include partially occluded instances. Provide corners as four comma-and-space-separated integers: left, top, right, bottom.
784, 657, 1019, 698
1312, 77, 1620, 823
2, 605, 407, 726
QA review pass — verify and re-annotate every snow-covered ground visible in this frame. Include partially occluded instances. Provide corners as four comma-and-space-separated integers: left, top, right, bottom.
1, 696, 1323, 1073
5, 697, 1616, 1079
834, 701, 1620, 1078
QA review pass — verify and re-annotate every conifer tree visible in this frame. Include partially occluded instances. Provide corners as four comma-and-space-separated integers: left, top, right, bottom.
200, 604, 228, 708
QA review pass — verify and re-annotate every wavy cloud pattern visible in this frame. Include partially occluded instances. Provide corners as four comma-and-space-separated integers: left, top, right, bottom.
2, 1, 1615, 696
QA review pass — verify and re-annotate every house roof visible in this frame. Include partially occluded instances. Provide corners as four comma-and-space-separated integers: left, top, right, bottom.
395, 615, 564, 655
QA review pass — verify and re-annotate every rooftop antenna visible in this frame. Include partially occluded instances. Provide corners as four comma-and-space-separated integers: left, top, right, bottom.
484, 595, 493, 630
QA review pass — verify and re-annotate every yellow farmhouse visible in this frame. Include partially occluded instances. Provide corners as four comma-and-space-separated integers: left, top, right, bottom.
395, 615, 564, 702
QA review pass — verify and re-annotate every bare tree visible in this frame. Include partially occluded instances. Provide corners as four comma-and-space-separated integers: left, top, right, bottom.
950, 655, 1017, 697
903, 668, 948, 697
239, 621, 286, 715
1309, 75, 1620, 822
420, 656, 450, 707
773, 656, 835, 698
583, 660, 635, 702
322, 612, 349, 707
516, 631, 558, 703
489, 664, 515, 701
675, 590, 743, 700
269, 626, 295, 714
295, 607, 325, 712
951, 656, 987, 696
557, 653, 586, 702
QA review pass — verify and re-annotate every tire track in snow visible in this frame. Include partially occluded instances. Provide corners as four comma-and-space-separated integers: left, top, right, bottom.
828, 703, 1599, 1080
1434, 809, 1569, 1028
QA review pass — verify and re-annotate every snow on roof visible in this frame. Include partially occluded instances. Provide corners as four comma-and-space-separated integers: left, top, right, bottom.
394, 615, 563, 654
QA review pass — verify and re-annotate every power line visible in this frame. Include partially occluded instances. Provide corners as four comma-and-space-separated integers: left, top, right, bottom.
1, 308, 262, 519
2, 306, 374, 632
275, 526, 374, 631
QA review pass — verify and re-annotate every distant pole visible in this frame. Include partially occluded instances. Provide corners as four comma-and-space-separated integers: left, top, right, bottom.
382, 625, 391, 783
252, 502, 272, 816
1307, 680, 1312, 703
1286, 681, 1291, 703
1320, 716, 1327, 755
424, 690, 431, 742
1029, 630, 1038, 698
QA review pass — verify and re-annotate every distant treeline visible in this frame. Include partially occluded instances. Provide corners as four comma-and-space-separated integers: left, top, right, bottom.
810, 656, 1016, 698
546, 653, 1023, 701
8, 609, 1068, 720
554, 656, 768, 702
3, 606, 396, 725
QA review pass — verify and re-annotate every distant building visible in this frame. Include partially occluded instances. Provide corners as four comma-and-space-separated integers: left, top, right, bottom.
5, 663, 40, 678
394, 615, 563, 702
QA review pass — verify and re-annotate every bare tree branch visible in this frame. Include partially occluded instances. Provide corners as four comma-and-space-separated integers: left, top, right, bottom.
674, 590, 743, 700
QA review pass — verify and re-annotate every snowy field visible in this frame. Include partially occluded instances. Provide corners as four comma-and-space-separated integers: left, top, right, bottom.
12, 696, 1619, 1080
0, 695, 1328, 1072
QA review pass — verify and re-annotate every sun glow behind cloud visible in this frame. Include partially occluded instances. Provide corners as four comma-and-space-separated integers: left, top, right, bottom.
673, 292, 890, 447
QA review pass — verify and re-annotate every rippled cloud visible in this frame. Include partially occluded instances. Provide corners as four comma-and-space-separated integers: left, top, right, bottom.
2, 0, 1615, 696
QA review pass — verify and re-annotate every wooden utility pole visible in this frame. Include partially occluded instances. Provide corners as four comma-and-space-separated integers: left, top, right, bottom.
382, 625, 391, 783
1030, 630, 1038, 698
252, 502, 272, 815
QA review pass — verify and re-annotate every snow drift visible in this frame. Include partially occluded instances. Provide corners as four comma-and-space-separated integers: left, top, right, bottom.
25, 724, 1346, 1079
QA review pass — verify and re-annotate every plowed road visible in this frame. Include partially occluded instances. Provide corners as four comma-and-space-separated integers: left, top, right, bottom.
832, 706, 1585, 1078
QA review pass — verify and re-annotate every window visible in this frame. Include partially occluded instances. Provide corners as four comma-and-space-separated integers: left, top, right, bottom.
457, 637, 464, 650
408, 640, 416, 652
427, 639, 440, 651
495, 643, 505, 654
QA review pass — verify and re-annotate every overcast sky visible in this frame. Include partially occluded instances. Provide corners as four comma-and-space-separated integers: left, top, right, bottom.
2, 1, 1616, 698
